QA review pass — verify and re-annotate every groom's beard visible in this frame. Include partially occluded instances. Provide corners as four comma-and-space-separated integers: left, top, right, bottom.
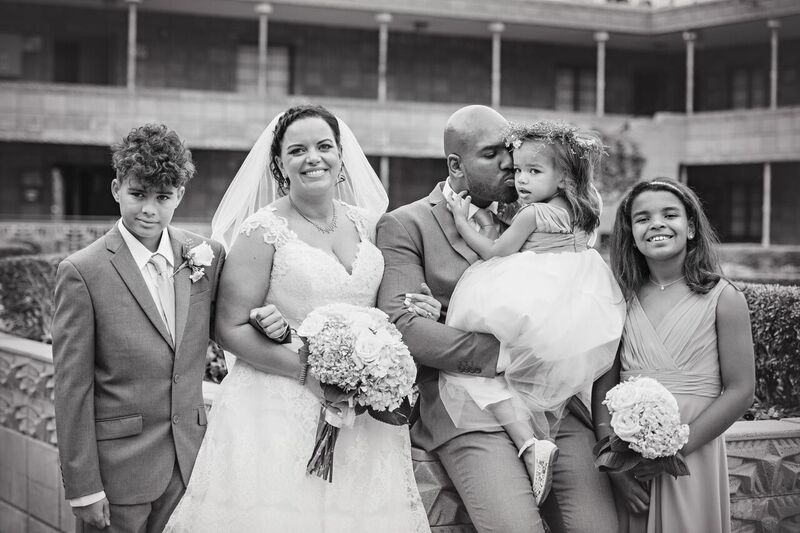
468, 184, 518, 206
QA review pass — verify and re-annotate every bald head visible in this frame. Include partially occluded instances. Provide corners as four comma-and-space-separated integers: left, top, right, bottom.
443, 105, 507, 157
441, 105, 516, 205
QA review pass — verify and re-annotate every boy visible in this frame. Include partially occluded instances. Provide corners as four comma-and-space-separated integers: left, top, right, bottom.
52, 123, 225, 532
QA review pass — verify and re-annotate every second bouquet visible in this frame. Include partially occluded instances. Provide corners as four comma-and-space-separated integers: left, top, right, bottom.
296, 303, 417, 482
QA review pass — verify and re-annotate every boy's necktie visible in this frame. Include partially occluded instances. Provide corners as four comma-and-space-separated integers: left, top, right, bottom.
473, 208, 499, 240
147, 253, 176, 342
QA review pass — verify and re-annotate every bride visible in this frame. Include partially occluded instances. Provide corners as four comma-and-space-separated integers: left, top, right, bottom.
165, 105, 430, 532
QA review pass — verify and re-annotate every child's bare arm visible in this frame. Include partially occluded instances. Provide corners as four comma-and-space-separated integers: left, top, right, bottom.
681, 284, 755, 456
447, 192, 537, 259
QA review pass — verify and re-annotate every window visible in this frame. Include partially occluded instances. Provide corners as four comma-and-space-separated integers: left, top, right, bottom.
0, 33, 22, 78
730, 67, 767, 109
236, 45, 290, 96
555, 66, 596, 113
686, 164, 762, 243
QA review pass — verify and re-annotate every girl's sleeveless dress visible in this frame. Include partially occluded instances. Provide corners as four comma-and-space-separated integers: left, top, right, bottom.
165, 204, 430, 533
439, 203, 626, 435
619, 279, 732, 533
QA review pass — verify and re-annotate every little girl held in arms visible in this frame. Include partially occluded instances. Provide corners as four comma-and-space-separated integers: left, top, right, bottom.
434, 121, 626, 505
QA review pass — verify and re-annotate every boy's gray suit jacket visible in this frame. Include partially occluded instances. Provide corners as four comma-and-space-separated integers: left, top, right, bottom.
52, 223, 225, 504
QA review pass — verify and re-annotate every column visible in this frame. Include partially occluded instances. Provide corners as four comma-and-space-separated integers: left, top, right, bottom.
376, 13, 392, 102
125, 0, 141, 92
51, 168, 64, 220
379, 156, 390, 191
762, 162, 772, 247
256, 3, 273, 97
683, 31, 697, 115
768, 19, 781, 110
489, 22, 505, 108
594, 31, 609, 117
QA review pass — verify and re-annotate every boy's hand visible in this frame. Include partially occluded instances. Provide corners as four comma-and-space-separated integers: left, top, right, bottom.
249, 304, 289, 340
74, 498, 111, 529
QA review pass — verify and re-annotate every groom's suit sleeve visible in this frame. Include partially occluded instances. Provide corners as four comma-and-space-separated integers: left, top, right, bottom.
377, 212, 499, 377
52, 259, 104, 500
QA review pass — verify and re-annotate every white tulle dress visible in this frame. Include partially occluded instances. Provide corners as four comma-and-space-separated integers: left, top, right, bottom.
439, 203, 625, 436
165, 204, 430, 533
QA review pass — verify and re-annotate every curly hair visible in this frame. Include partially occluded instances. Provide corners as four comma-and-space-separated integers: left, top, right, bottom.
268, 105, 341, 193
610, 177, 722, 300
111, 123, 195, 188
506, 121, 604, 234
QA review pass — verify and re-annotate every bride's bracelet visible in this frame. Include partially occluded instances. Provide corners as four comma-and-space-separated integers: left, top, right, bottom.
297, 339, 309, 386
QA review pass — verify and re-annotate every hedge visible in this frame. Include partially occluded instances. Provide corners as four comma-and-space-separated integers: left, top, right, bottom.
0, 255, 798, 409
0, 240, 40, 260
741, 283, 800, 413
0, 253, 63, 343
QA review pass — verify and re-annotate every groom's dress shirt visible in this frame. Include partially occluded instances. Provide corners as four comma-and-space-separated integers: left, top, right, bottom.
69, 221, 175, 508
442, 179, 509, 373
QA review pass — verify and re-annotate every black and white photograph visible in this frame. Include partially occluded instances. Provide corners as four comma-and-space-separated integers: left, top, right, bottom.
0, 0, 798, 532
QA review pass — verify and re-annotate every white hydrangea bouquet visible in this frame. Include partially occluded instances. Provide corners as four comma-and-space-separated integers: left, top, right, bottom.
594, 376, 691, 478
296, 303, 417, 482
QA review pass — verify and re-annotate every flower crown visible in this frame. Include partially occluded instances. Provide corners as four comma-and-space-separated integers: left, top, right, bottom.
504, 120, 606, 160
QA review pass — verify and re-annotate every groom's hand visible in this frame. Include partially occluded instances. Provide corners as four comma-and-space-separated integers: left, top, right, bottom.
404, 283, 442, 321
74, 498, 110, 529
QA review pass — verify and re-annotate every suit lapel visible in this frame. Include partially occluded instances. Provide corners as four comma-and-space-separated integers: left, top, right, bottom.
169, 227, 191, 356
106, 226, 174, 348
428, 183, 480, 265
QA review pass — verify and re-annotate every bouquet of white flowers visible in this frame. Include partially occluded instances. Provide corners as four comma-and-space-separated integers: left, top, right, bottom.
594, 376, 691, 478
296, 303, 417, 482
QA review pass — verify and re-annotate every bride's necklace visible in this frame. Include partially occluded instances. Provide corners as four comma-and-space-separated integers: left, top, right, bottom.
289, 197, 337, 234
649, 275, 686, 291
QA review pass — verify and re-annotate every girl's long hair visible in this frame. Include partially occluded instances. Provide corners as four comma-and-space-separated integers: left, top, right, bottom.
610, 178, 722, 300
549, 136, 603, 235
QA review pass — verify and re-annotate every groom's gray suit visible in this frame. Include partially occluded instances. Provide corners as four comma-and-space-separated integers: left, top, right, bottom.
377, 182, 617, 533
52, 224, 225, 531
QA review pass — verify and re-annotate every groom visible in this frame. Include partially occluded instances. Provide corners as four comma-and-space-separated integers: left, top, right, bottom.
376, 105, 617, 532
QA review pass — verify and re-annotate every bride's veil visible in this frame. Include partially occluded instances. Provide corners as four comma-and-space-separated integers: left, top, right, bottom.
211, 112, 388, 251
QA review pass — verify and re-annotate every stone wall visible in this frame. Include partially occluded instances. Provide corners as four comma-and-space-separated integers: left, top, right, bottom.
2, 332, 799, 532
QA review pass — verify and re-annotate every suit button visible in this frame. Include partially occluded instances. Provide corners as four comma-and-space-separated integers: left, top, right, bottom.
173, 374, 180, 383
172, 415, 180, 424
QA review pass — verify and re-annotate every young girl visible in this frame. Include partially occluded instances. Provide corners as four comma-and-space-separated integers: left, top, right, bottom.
430, 121, 626, 505
593, 178, 755, 533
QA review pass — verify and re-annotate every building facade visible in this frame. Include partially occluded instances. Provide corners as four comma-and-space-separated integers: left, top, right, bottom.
0, 0, 799, 244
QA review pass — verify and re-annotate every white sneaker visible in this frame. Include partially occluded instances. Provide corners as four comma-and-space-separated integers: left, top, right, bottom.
520, 438, 559, 506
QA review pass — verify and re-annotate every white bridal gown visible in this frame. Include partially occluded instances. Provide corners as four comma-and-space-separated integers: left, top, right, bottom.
165, 204, 430, 533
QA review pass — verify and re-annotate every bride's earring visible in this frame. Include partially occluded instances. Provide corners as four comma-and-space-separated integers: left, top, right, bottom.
337, 162, 347, 184
279, 163, 290, 190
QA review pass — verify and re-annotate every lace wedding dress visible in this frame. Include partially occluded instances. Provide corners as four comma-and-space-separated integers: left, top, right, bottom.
165, 203, 430, 533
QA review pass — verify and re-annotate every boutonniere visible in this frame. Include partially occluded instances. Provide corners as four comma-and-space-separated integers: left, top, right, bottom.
173, 240, 215, 283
